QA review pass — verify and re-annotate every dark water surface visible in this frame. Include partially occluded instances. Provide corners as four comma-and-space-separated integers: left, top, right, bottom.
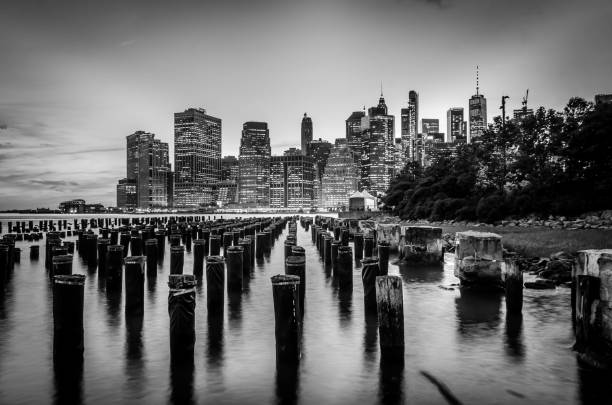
0, 215, 609, 404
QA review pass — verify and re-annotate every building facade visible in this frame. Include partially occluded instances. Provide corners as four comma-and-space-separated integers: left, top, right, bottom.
321, 142, 359, 210
422, 118, 439, 135
401, 90, 419, 160
446, 108, 466, 143
238, 121, 271, 207
174, 108, 222, 208
361, 94, 395, 195
126, 130, 170, 209
469, 94, 487, 142
346, 110, 366, 166
270, 151, 315, 209
116, 179, 137, 209
301, 113, 313, 156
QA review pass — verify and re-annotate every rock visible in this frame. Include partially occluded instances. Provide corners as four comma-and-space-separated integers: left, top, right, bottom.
550, 251, 573, 260
524, 279, 556, 290
438, 285, 454, 291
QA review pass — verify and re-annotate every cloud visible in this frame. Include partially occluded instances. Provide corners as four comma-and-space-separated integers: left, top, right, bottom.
57, 146, 124, 155
0, 142, 13, 149
119, 39, 136, 47
0, 124, 7, 130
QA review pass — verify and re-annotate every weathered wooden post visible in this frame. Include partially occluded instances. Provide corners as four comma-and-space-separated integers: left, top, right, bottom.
183, 230, 192, 253
155, 230, 166, 260
227, 246, 243, 292
239, 239, 251, 276
364, 236, 375, 258
285, 255, 306, 317
354, 233, 364, 260
222, 233, 233, 258
263, 230, 272, 255
376, 275, 404, 359
106, 245, 124, 289
110, 229, 119, 245
120, 232, 130, 258
52, 255, 73, 277
97, 238, 110, 273
125, 256, 145, 316
130, 236, 142, 256
64, 241, 75, 255
271, 274, 301, 362
573, 250, 612, 366
0, 245, 8, 286
256, 232, 265, 259
323, 235, 333, 265
53, 274, 86, 358
291, 246, 305, 258
206, 256, 225, 316
362, 257, 380, 314
170, 246, 185, 275
502, 259, 523, 314
454, 231, 503, 288
331, 239, 340, 270
284, 239, 296, 262
145, 239, 157, 277
193, 240, 206, 278
378, 241, 390, 276
340, 228, 349, 247
210, 235, 221, 256
170, 234, 181, 248
168, 274, 196, 359
30, 245, 40, 260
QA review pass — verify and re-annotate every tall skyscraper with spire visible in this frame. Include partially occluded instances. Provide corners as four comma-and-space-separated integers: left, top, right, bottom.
174, 108, 222, 208
401, 90, 419, 160
301, 113, 313, 156
469, 66, 487, 142
238, 121, 271, 207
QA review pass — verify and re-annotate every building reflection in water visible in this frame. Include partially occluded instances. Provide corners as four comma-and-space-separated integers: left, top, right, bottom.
125, 314, 145, 398
363, 312, 378, 372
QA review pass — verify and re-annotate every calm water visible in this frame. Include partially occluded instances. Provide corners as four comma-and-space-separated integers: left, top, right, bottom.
0, 214, 610, 404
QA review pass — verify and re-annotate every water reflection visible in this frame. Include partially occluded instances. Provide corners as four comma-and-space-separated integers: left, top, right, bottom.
228, 291, 242, 331
53, 348, 83, 405
125, 314, 145, 398
455, 288, 502, 338
105, 287, 122, 331
333, 278, 352, 325
397, 263, 444, 284
578, 364, 612, 405
276, 360, 300, 405
378, 354, 404, 405
169, 355, 195, 405
504, 313, 525, 360
363, 312, 378, 371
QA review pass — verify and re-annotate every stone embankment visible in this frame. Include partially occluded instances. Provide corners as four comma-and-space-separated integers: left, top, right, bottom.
372, 209, 612, 230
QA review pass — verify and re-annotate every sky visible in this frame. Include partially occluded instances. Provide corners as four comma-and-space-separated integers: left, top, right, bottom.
0, 0, 611, 209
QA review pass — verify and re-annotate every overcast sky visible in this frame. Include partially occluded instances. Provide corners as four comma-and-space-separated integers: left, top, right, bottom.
0, 0, 610, 209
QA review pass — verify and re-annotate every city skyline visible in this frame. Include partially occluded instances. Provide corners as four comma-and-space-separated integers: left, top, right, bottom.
1, 0, 611, 209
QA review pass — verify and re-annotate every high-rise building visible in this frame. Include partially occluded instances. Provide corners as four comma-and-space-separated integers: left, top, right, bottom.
346, 110, 366, 165
174, 108, 222, 208
513, 108, 534, 121
361, 94, 395, 194
238, 121, 271, 207
126, 130, 170, 209
301, 113, 313, 156
270, 151, 315, 209
469, 68, 487, 141
321, 142, 359, 210
308, 138, 332, 206
422, 119, 439, 135
221, 156, 239, 182
401, 90, 419, 160
447, 108, 466, 143
116, 178, 137, 209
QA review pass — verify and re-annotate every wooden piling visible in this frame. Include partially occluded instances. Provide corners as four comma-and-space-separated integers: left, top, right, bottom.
53, 274, 86, 358
362, 257, 380, 314
323, 235, 333, 265
206, 256, 225, 316
226, 246, 243, 292
285, 256, 306, 317
271, 274, 301, 363
168, 274, 196, 359
106, 245, 124, 289
125, 256, 145, 316
193, 240, 206, 278
336, 246, 353, 283
502, 259, 523, 314
145, 239, 158, 277
376, 275, 404, 358
378, 241, 390, 276
364, 236, 375, 258
354, 233, 364, 260
30, 245, 40, 260
210, 235, 221, 256
52, 255, 73, 277
170, 246, 185, 275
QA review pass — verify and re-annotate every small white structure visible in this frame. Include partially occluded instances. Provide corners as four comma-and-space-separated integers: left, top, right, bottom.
348, 190, 377, 212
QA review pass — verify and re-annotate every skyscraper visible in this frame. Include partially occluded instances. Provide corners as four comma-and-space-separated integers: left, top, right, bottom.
421, 119, 439, 135
238, 121, 271, 207
116, 178, 137, 210
174, 108, 222, 208
447, 108, 466, 143
469, 67, 487, 141
125, 130, 170, 209
362, 93, 395, 194
322, 142, 359, 210
301, 113, 313, 156
401, 90, 418, 160
221, 156, 239, 182
270, 150, 315, 209
346, 110, 366, 165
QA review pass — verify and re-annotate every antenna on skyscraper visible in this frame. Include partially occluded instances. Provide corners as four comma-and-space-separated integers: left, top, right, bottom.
476, 65, 480, 96
380, 81, 383, 97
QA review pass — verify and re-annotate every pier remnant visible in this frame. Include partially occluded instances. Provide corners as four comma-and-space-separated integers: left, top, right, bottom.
271, 274, 301, 362
399, 226, 444, 263
454, 231, 503, 288
376, 275, 404, 358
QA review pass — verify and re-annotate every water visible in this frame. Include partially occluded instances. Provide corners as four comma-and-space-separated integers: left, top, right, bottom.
0, 214, 610, 404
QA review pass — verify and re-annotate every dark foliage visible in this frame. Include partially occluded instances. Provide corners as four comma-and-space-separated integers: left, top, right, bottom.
383, 98, 612, 222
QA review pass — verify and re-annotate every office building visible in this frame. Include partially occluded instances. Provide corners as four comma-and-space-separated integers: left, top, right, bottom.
116, 179, 137, 210
270, 151, 315, 209
447, 108, 466, 143
321, 142, 359, 210
174, 108, 222, 208
238, 121, 271, 207
301, 113, 313, 156
401, 90, 419, 160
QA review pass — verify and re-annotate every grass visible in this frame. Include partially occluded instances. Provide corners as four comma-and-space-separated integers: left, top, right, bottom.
431, 224, 612, 257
